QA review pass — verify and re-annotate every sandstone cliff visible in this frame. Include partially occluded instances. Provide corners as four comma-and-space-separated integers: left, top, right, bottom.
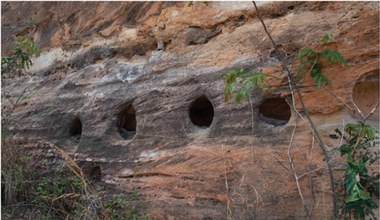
1, 2, 379, 219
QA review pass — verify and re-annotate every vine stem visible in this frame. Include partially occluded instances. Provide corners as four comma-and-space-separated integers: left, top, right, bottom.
252, 1, 337, 217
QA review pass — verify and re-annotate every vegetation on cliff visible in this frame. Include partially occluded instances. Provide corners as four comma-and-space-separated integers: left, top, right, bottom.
223, 2, 379, 219
1, 2, 378, 220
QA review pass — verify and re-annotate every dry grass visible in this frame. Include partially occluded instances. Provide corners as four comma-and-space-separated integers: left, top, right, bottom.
1, 89, 149, 219
1, 139, 149, 220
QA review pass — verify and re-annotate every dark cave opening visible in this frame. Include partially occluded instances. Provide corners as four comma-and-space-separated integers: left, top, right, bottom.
117, 104, 136, 140
89, 165, 102, 181
69, 117, 82, 137
259, 97, 291, 126
189, 95, 214, 128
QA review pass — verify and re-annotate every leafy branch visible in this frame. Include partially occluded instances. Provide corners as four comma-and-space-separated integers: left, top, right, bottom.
222, 2, 349, 218
1, 35, 41, 77
223, 68, 267, 103
296, 34, 346, 89
335, 123, 379, 220
251, 7, 338, 214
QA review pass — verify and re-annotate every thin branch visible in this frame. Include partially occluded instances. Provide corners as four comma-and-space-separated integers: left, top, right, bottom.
298, 166, 325, 180
323, 86, 355, 112
350, 99, 366, 119
325, 84, 379, 123
338, 119, 346, 148
310, 133, 315, 166
296, 55, 319, 86
363, 100, 379, 123
306, 133, 316, 218
2, 87, 29, 133
265, 144, 290, 172
322, 184, 327, 218
252, 1, 337, 217
249, 184, 262, 204
6, 94, 15, 106
222, 145, 233, 220
287, 122, 310, 216
248, 96, 256, 164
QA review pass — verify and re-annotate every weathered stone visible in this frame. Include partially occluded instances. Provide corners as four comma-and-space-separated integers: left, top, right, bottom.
1, 2, 379, 219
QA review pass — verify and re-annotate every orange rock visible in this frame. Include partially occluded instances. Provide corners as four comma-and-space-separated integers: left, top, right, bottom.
1, 2, 379, 219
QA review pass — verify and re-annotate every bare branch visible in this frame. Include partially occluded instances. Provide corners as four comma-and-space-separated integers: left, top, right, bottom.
222, 145, 233, 220
351, 100, 366, 119
265, 144, 290, 172
323, 86, 355, 112
248, 96, 256, 164
287, 122, 310, 215
252, 1, 337, 216
298, 167, 324, 180
363, 100, 379, 123
306, 133, 316, 218
338, 119, 346, 148
2, 86, 28, 126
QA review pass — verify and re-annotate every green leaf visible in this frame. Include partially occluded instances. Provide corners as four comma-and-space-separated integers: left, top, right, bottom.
224, 70, 266, 103
297, 48, 316, 59
358, 188, 370, 200
312, 72, 329, 90
346, 192, 359, 203
339, 144, 351, 156
296, 60, 308, 78
224, 69, 239, 102
345, 123, 361, 136
249, 72, 266, 89
224, 82, 235, 102
224, 69, 238, 85
115, 196, 125, 205
335, 52, 346, 65
320, 50, 346, 65
234, 86, 249, 104
364, 125, 376, 141
338, 122, 378, 218
320, 34, 333, 44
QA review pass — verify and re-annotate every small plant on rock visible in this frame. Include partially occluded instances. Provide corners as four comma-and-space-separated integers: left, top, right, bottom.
1, 35, 40, 77
223, 30, 378, 220
223, 68, 267, 103
103, 195, 150, 220
295, 34, 346, 89
335, 123, 379, 220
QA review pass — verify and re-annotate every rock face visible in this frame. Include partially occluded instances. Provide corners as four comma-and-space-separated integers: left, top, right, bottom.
2, 2, 379, 219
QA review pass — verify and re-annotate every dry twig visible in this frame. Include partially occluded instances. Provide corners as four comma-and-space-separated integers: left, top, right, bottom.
286, 121, 310, 216
222, 145, 233, 220
363, 100, 379, 123
306, 134, 316, 218
248, 96, 256, 164
252, 1, 337, 216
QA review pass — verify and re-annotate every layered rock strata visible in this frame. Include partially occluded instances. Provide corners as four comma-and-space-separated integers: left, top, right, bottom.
2, 2, 379, 219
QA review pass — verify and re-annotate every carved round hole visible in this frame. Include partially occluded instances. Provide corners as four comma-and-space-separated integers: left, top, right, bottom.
238, 15, 246, 22
69, 117, 82, 137
117, 104, 136, 140
259, 97, 291, 126
89, 165, 102, 181
189, 95, 214, 128
352, 71, 379, 121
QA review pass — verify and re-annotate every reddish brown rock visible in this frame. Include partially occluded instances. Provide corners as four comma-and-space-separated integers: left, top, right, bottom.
1, 2, 379, 219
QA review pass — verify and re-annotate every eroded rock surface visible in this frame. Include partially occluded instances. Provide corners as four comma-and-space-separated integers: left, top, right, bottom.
2, 2, 379, 219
